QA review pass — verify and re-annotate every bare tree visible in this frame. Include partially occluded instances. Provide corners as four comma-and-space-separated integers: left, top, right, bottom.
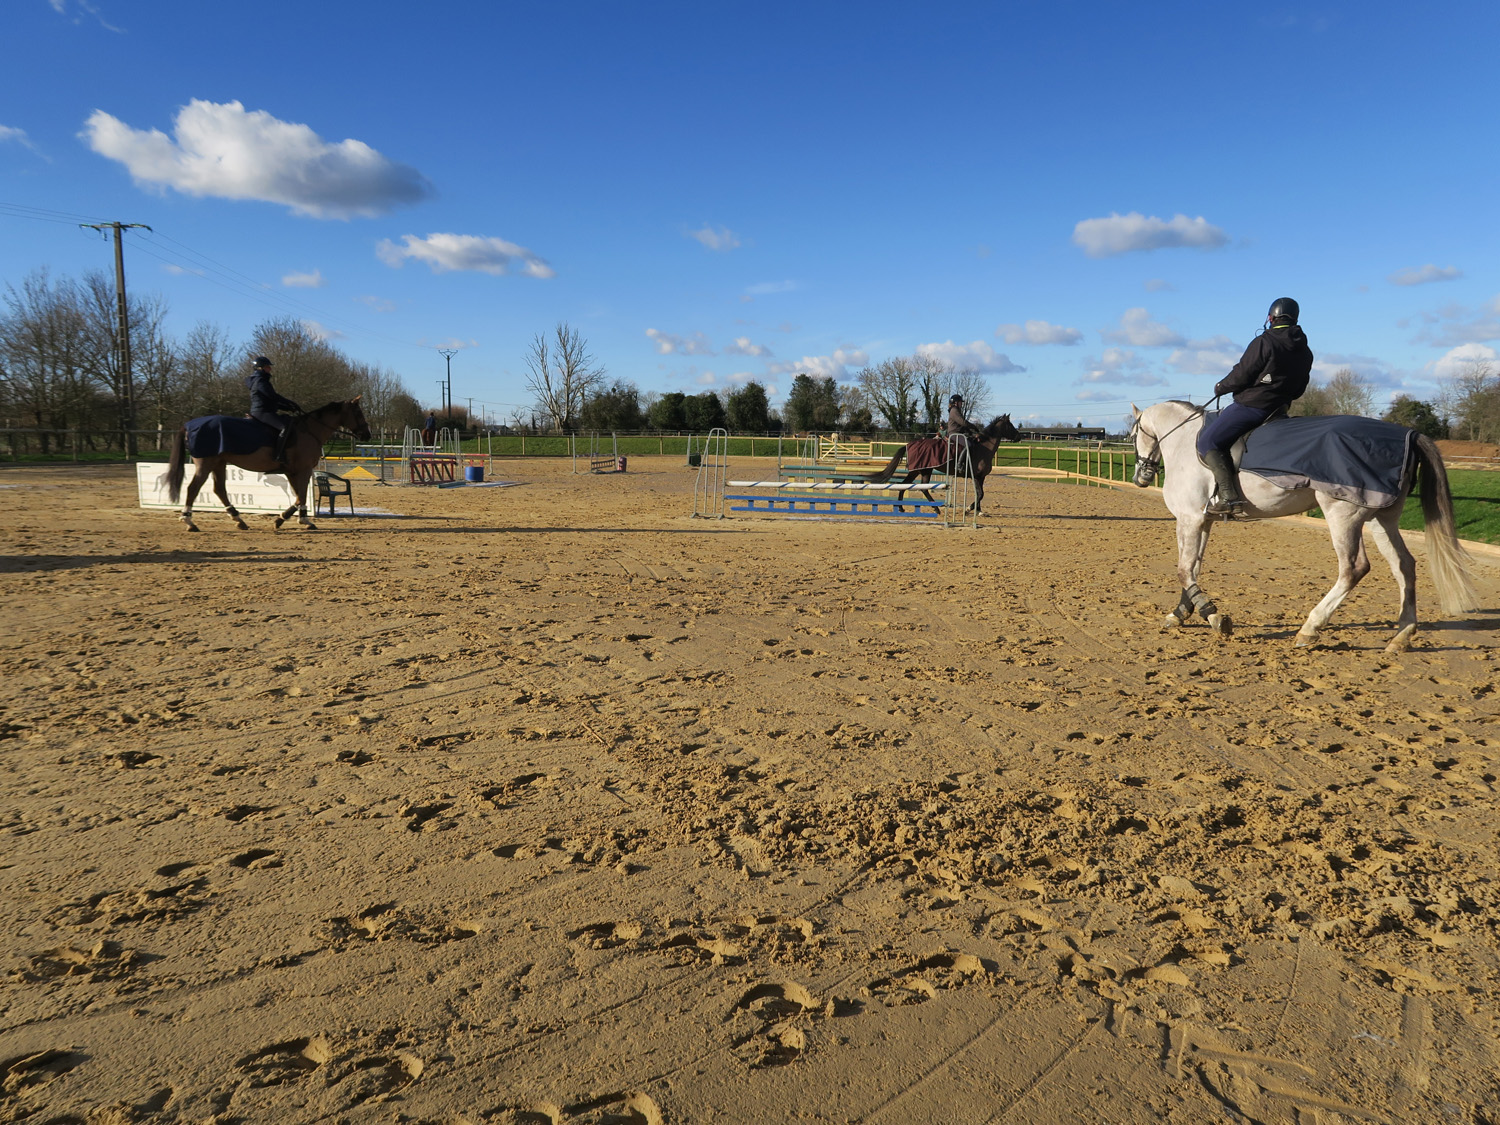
1325, 368, 1375, 416
857, 357, 920, 432
1440, 361, 1500, 443
524, 322, 605, 431
1292, 368, 1374, 417
912, 353, 955, 429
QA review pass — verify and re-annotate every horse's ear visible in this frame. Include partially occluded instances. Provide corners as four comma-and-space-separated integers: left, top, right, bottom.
1130, 403, 1140, 419
352, 394, 362, 403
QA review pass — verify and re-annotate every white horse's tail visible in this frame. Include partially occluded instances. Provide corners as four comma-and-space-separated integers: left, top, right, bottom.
1414, 434, 1479, 615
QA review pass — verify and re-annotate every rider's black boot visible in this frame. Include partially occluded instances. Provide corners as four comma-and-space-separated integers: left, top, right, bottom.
273, 429, 290, 469
1200, 448, 1247, 517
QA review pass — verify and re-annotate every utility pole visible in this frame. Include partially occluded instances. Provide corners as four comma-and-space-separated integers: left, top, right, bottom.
437, 348, 458, 425
80, 221, 152, 457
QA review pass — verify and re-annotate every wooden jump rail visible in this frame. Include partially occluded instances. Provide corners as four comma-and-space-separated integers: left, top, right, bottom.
409, 454, 458, 484
724, 479, 948, 520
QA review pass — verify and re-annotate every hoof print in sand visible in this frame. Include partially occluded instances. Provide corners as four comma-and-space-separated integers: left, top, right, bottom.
402, 801, 456, 832
0, 1048, 86, 1103
336, 1051, 423, 1106
864, 952, 990, 1007
318, 903, 480, 947
494, 1091, 663, 1124
228, 847, 281, 870
730, 981, 821, 1068
234, 1036, 331, 1089
567, 921, 644, 950
18, 939, 143, 984
336, 749, 376, 766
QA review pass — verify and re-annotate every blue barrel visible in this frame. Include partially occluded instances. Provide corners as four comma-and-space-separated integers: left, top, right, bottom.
464, 465, 484, 482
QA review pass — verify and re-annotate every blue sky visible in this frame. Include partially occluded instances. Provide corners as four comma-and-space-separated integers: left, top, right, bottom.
3, 0, 1498, 426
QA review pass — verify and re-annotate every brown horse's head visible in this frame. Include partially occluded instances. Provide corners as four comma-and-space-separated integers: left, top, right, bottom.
977, 414, 1020, 445
342, 396, 372, 442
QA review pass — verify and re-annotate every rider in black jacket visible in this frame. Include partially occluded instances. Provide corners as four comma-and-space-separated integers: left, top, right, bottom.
245, 356, 302, 466
1196, 298, 1313, 515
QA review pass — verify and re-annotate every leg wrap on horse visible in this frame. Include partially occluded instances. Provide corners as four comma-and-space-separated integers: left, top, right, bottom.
1185, 583, 1218, 619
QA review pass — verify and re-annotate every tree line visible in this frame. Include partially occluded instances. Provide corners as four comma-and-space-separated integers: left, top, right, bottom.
0, 269, 426, 453
1291, 363, 1500, 444
528, 324, 993, 437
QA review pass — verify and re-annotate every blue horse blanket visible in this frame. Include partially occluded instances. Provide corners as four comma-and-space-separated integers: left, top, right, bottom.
185, 415, 278, 458
1238, 414, 1415, 509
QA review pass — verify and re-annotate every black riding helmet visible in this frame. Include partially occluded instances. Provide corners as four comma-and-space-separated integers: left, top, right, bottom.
949, 394, 963, 404
1267, 297, 1299, 326
253, 355, 273, 367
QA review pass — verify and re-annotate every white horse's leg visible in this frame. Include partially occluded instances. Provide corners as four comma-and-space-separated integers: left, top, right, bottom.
1167, 515, 1230, 632
1295, 502, 1372, 646
1365, 505, 1418, 651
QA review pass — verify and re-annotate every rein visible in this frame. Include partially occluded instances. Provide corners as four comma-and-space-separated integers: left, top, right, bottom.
1131, 403, 1207, 479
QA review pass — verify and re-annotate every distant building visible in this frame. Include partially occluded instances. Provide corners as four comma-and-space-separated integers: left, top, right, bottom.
1015, 424, 1108, 441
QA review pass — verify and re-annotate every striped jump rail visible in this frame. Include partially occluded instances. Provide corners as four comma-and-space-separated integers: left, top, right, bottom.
724, 479, 948, 520
409, 454, 458, 483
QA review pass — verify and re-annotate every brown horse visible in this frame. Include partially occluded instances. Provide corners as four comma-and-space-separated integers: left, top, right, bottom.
866, 414, 1021, 514
165, 398, 371, 531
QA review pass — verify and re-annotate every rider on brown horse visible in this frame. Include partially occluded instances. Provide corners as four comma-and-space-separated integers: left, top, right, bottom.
946, 394, 979, 446
245, 356, 302, 468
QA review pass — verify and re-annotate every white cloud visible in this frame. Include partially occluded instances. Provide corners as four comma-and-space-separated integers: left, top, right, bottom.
1312, 352, 1403, 389
745, 280, 797, 296
1426, 342, 1498, 381
915, 340, 1024, 374
49, 0, 121, 31
1072, 211, 1229, 258
160, 263, 203, 277
82, 100, 433, 219
1165, 336, 1240, 376
995, 319, 1082, 346
301, 319, 344, 341
421, 336, 478, 350
1077, 348, 1166, 386
1103, 307, 1186, 347
646, 328, 714, 356
377, 233, 554, 278
767, 348, 869, 379
356, 295, 396, 313
282, 268, 325, 288
1415, 295, 1500, 346
1143, 278, 1175, 292
0, 125, 44, 157
1388, 264, 1462, 286
724, 336, 771, 357
687, 224, 741, 252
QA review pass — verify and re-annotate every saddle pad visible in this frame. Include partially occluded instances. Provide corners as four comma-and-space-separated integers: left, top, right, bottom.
905, 437, 950, 472
185, 415, 278, 458
1240, 414, 1415, 508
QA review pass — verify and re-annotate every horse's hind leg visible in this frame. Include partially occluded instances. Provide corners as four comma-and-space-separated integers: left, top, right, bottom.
1295, 503, 1372, 646
1366, 505, 1418, 651
181, 464, 212, 531
210, 466, 249, 530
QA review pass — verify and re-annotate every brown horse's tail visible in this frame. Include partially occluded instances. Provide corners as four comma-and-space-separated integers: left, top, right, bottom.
1414, 433, 1478, 615
865, 448, 906, 483
166, 426, 187, 503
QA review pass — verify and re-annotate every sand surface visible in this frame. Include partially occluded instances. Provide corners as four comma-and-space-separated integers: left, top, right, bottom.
2, 456, 1498, 1124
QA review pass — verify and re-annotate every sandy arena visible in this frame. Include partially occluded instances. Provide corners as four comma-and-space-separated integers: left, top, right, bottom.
2, 457, 1498, 1124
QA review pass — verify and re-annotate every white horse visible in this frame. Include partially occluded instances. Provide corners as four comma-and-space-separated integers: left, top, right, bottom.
1130, 400, 1477, 652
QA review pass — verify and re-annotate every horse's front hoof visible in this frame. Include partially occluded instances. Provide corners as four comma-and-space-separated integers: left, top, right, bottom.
1385, 624, 1416, 653
1161, 612, 1184, 630
1293, 630, 1318, 648
1208, 613, 1233, 636
302, 522, 318, 531
234, 520, 249, 531
273, 517, 285, 530
183, 523, 199, 533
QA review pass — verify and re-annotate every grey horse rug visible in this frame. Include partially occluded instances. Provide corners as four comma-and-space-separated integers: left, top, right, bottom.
185, 415, 278, 458
1238, 414, 1416, 509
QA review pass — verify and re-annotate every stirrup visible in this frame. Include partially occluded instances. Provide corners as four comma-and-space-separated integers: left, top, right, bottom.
1204, 494, 1247, 519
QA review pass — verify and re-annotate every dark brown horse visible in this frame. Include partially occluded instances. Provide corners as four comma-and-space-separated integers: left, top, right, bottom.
866, 414, 1020, 514
166, 398, 371, 531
